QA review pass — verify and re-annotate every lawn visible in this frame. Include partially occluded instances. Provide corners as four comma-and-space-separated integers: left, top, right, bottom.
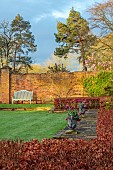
0, 103, 54, 108
0, 110, 67, 141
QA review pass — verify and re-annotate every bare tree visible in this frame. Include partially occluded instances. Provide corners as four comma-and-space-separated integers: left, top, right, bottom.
88, 0, 113, 36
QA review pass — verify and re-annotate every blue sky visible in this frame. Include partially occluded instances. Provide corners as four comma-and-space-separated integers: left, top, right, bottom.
0, 0, 104, 65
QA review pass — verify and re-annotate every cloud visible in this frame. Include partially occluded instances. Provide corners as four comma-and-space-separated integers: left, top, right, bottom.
32, 14, 49, 23
74, 2, 88, 11
72, 0, 104, 13
31, 0, 99, 24
50, 1, 91, 20
52, 10, 69, 19
32, 8, 69, 23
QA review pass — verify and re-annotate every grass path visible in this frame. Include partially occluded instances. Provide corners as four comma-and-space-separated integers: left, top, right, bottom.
0, 110, 67, 141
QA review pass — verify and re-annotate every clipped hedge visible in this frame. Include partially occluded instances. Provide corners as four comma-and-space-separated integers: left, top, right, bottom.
0, 108, 113, 169
54, 96, 112, 110
0, 138, 113, 170
97, 108, 113, 141
54, 97, 100, 110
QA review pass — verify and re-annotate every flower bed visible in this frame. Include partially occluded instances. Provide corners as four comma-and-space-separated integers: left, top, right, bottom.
54, 96, 113, 110
54, 97, 100, 110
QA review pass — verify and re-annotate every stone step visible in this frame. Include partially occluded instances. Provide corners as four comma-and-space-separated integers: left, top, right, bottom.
53, 130, 97, 140
53, 109, 98, 140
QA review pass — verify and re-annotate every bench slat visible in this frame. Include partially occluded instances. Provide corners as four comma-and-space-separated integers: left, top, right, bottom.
12, 90, 33, 104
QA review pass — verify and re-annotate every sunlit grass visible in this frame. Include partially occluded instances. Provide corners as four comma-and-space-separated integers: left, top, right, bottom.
0, 110, 67, 141
0, 103, 54, 108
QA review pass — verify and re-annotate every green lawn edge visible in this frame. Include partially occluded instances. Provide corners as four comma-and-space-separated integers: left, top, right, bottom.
0, 110, 67, 141
0, 103, 54, 108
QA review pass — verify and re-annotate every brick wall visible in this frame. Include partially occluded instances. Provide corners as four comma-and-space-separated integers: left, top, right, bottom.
0, 68, 97, 103
0, 67, 11, 103
10, 71, 96, 103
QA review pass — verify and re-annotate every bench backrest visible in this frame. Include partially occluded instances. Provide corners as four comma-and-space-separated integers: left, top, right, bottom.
14, 90, 33, 100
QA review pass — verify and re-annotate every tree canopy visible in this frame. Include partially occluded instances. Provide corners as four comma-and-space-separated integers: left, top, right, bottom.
83, 71, 113, 97
54, 8, 96, 71
86, 0, 113, 71
88, 0, 113, 36
85, 33, 113, 71
0, 14, 37, 73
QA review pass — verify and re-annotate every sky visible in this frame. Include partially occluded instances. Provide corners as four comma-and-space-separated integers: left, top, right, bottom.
0, 0, 104, 67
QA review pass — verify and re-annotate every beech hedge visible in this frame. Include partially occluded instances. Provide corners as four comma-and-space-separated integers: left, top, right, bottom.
0, 138, 113, 170
0, 108, 113, 170
97, 108, 113, 141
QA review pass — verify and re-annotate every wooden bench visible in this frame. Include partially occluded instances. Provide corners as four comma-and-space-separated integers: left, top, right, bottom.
12, 90, 33, 104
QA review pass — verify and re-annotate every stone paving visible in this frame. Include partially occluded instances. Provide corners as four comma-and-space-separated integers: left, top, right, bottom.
53, 109, 98, 140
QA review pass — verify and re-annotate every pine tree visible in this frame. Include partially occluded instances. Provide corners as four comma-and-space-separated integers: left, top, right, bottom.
0, 14, 37, 72
54, 8, 96, 71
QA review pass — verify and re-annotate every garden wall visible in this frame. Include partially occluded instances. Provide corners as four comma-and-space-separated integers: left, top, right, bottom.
0, 67, 97, 103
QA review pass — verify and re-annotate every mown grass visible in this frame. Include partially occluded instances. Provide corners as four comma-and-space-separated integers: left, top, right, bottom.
0, 110, 67, 141
0, 103, 54, 108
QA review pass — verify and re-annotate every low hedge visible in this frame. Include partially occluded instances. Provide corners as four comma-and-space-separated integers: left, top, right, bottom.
0, 138, 112, 170
54, 97, 100, 110
0, 108, 113, 169
97, 108, 113, 141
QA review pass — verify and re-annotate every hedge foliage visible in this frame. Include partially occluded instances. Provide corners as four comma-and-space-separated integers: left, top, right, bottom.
97, 108, 113, 141
0, 108, 113, 170
0, 138, 113, 170
83, 71, 113, 96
